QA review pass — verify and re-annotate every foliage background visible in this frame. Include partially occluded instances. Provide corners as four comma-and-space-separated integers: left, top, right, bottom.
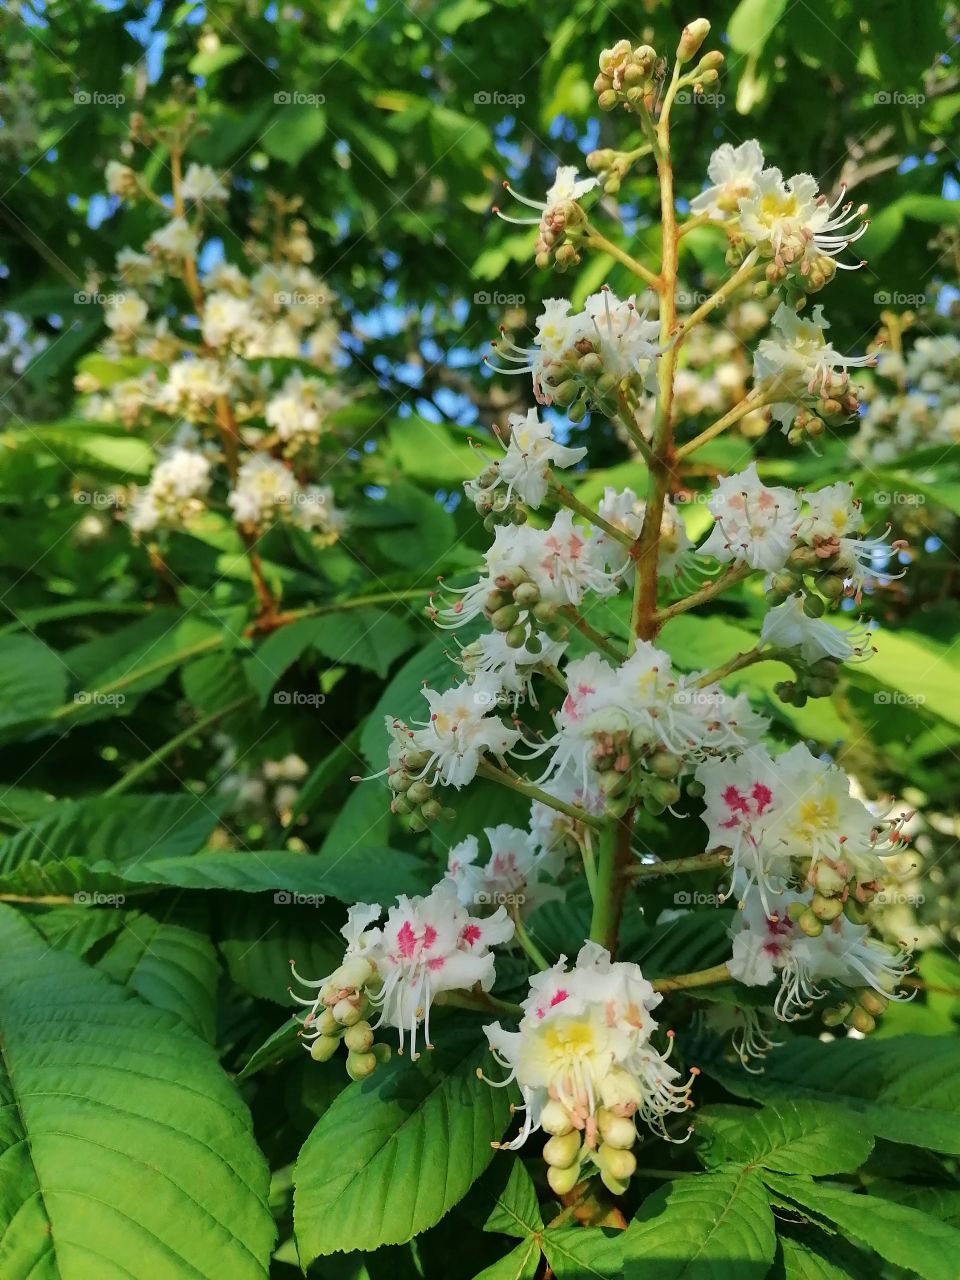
1, 0, 959, 1277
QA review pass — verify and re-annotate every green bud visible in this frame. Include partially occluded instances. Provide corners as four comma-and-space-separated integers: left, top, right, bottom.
821, 1002, 851, 1027
787, 546, 821, 570
540, 1098, 575, 1136
649, 751, 681, 779
525, 633, 543, 655
647, 777, 681, 808
567, 399, 588, 424
346, 1049, 378, 1080
543, 1129, 582, 1169
849, 1006, 876, 1035
579, 352, 604, 377
420, 799, 444, 821
807, 677, 834, 698
505, 624, 528, 650
333, 998, 362, 1026
597, 1142, 637, 1182
597, 89, 619, 111
597, 1109, 637, 1149
797, 908, 824, 937
310, 1035, 341, 1063
802, 593, 826, 618
551, 379, 580, 406
547, 1162, 583, 1195
485, 588, 511, 614
491, 603, 521, 631
532, 601, 558, 624
406, 780, 433, 805
858, 989, 888, 1017
677, 18, 711, 63
372, 1042, 392, 1064
316, 1007, 340, 1035
786, 901, 808, 922
811, 892, 843, 922
344, 1021, 374, 1053
770, 571, 801, 595
600, 770, 629, 797
513, 581, 540, 608
843, 897, 870, 925
818, 573, 846, 600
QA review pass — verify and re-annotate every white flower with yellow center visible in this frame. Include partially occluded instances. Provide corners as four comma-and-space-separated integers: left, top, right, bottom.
146, 215, 199, 260
154, 356, 231, 419
104, 291, 148, 337
407, 674, 522, 789
484, 944, 697, 1192
690, 140, 765, 220
227, 454, 298, 527
738, 170, 868, 275
596, 487, 695, 583
699, 462, 801, 572
465, 407, 587, 510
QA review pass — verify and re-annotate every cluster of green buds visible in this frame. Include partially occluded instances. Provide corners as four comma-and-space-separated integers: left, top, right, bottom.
771, 548, 852, 607
466, 465, 529, 531
783, 382, 861, 445
584, 147, 636, 197
592, 730, 682, 818
484, 571, 569, 651
387, 741, 455, 832
799, 858, 884, 929
541, 1095, 639, 1197
821, 982, 893, 1036
535, 202, 589, 273
546, 341, 623, 425
594, 40, 661, 114
299, 956, 392, 1080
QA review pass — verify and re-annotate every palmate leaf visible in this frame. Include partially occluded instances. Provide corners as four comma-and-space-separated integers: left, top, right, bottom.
702, 1035, 960, 1156
294, 1019, 515, 1262
696, 1101, 874, 1176
623, 1168, 777, 1279
0, 904, 275, 1277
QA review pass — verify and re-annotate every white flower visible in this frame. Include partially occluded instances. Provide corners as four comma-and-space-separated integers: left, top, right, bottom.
227, 455, 298, 526
583, 288, 660, 388
754, 303, 875, 431
695, 747, 782, 901
146, 216, 199, 259
446, 824, 561, 917
484, 943, 697, 1183
799, 481, 900, 600
106, 160, 138, 198
154, 356, 231, 418
690, 140, 765, 220
294, 484, 346, 535
596, 488, 695, 582
459, 629, 566, 709
495, 164, 599, 226
180, 162, 228, 202
104, 292, 148, 337
699, 462, 801, 572
374, 881, 514, 1056
729, 884, 910, 1021
466, 407, 586, 510
128, 445, 211, 535
528, 765, 605, 858
738, 170, 869, 274
201, 291, 262, 351
115, 247, 158, 285
761, 594, 872, 664
407, 674, 522, 788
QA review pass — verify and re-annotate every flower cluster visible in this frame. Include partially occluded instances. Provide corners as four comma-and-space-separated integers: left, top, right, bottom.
484, 944, 698, 1193
292, 883, 515, 1066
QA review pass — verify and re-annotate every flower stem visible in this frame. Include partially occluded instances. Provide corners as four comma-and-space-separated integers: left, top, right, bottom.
435, 989, 523, 1018
668, 249, 761, 348
510, 906, 551, 972
583, 226, 662, 292
675, 391, 769, 462
551, 482, 635, 548
589, 814, 633, 954
561, 606, 626, 662
652, 962, 731, 994
693, 645, 786, 688
625, 850, 730, 879
654, 564, 752, 624
477, 761, 604, 831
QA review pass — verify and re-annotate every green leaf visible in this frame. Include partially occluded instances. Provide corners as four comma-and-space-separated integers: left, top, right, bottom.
623, 1169, 777, 1279
0, 904, 275, 1277
483, 1162, 543, 1238
237, 1016, 302, 1081
701, 1035, 960, 1156
775, 1236, 866, 1279
543, 1228, 622, 1279
97, 904, 219, 1040
728, 0, 787, 53
696, 1101, 874, 1176
360, 637, 455, 766
188, 43, 245, 76
304, 608, 417, 678
294, 1021, 514, 1260
764, 1173, 960, 1280
473, 1239, 541, 1280
218, 896, 342, 1005
0, 633, 69, 732
263, 103, 327, 164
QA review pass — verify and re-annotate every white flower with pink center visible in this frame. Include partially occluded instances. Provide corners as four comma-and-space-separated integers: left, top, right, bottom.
699, 462, 801, 573
445, 824, 563, 917
409, 674, 522, 788
372, 880, 514, 1056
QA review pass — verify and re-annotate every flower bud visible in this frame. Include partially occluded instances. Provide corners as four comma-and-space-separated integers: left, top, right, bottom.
406, 780, 433, 805
344, 1020, 374, 1053
818, 573, 846, 600
809, 861, 847, 896
540, 1099, 575, 1136
420, 798, 445, 821
821, 1001, 852, 1027
505, 624, 528, 650
372, 1042, 392, 1064
649, 751, 681, 779
849, 1006, 876, 1035
547, 1162, 583, 1196
491, 603, 521, 631
596, 1143, 637, 1181
697, 50, 724, 71
802, 593, 826, 618
677, 19, 710, 64
543, 1129, 583, 1169
513, 581, 540, 608
597, 89, 619, 111
597, 1108, 637, 1149
797, 908, 824, 937
310, 1034, 341, 1063
858, 989, 888, 1017
346, 1049, 378, 1079
333, 998, 363, 1026
810, 892, 843, 922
